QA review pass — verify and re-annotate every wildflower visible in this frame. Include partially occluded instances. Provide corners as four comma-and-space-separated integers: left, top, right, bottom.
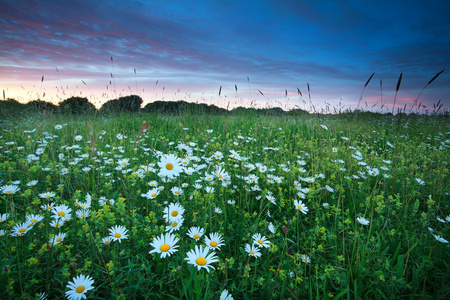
227, 200, 235, 205
11, 222, 32, 236
266, 194, 276, 205
158, 154, 183, 178
1, 185, 20, 194
205, 186, 215, 194
301, 254, 311, 263
166, 218, 184, 233
163, 203, 185, 222
55, 124, 63, 129
220, 289, 234, 300
141, 188, 159, 199
61, 168, 69, 175
102, 237, 112, 245
214, 207, 222, 214
76, 209, 91, 219
268, 222, 275, 234
39, 191, 56, 199
205, 232, 225, 251
293, 200, 309, 214
51, 233, 66, 245
432, 234, 449, 244
332, 147, 338, 153
52, 204, 72, 221
320, 124, 329, 130
252, 233, 270, 248
369, 168, 379, 176
187, 227, 205, 241
0, 213, 10, 222
171, 186, 183, 196
74, 135, 83, 142
149, 232, 180, 258
245, 244, 261, 258
0, 230, 4, 237
185, 245, 218, 272
26, 214, 44, 226
357, 217, 370, 225
50, 218, 65, 228
213, 151, 223, 159
36, 148, 44, 155
109, 225, 129, 243
325, 185, 334, 192
65, 274, 94, 300
415, 178, 425, 186
26, 180, 38, 187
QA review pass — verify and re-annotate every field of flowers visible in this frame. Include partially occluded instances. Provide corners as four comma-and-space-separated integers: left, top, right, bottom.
0, 111, 449, 299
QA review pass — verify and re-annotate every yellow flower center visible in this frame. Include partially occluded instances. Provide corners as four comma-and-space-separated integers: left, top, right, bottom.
250, 250, 255, 255
47, 206, 52, 210
219, 174, 223, 179
19, 228, 26, 233
58, 212, 65, 217
115, 233, 121, 238
196, 257, 206, 265
172, 222, 178, 227
160, 244, 170, 252
76, 286, 85, 293
210, 241, 217, 247
258, 239, 263, 244
56, 238, 62, 242
171, 211, 178, 217
174, 191, 179, 194
31, 219, 37, 223
166, 163, 173, 170
6, 190, 13, 194
194, 234, 200, 239
297, 205, 302, 210
105, 240, 110, 244
81, 214, 86, 218
151, 193, 157, 197
303, 258, 308, 262
0, 219, 3, 222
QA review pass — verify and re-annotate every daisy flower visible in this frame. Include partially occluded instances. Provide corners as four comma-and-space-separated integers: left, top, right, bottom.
50, 218, 65, 228
74, 135, 83, 142
102, 237, 112, 245
1, 184, 20, 194
187, 227, 205, 241
157, 154, 183, 178
357, 216, 370, 226
149, 232, 180, 258
185, 245, 218, 272
220, 289, 234, 300
170, 186, 183, 196
432, 234, 449, 244
39, 191, 56, 199
245, 244, 262, 258
11, 222, 32, 237
26, 180, 38, 187
51, 204, 72, 221
293, 200, 309, 214
0, 213, 10, 222
26, 214, 44, 226
109, 225, 129, 243
76, 209, 91, 219
166, 218, 184, 233
65, 274, 94, 300
214, 207, 222, 214
415, 178, 425, 186
142, 188, 159, 199
163, 203, 185, 222
51, 233, 66, 245
301, 254, 311, 263
55, 124, 63, 129
205, 232, 225, 251
268, 222, 275, 234
0, 230, 5, 237
252, 233, 270, 248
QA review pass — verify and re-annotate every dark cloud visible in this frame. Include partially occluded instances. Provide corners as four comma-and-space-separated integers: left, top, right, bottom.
1, 0, 449, 110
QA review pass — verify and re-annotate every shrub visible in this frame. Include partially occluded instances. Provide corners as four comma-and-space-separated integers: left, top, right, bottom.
59, 96, 96, 114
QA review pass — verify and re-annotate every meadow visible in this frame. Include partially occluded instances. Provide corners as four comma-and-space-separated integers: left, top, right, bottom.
0, 109, 449, 299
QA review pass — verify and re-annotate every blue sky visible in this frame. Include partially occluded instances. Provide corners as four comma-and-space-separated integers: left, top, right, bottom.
1, 0, 449, 112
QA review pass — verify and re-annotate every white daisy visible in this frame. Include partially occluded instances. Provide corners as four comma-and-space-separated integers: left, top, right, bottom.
205, 232, 225, 251
109, 225, 129, 243
149, 232, 180, 258
185, 245, 218, 272
187, 227, 205, 241
65, 274, 94, 300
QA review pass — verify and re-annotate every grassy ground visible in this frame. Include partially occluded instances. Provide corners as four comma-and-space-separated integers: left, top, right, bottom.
0, 111, 449, 299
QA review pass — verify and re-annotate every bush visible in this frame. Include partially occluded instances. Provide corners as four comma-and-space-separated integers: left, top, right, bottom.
59, 97, 96, 114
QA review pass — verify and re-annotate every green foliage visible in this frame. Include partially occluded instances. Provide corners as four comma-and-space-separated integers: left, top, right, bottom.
0, 112, 448, 299
100, 95, 143, 113
58, 96, 96, 114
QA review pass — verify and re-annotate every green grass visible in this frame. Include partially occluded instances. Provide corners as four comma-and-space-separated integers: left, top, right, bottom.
0, 111, 449, 299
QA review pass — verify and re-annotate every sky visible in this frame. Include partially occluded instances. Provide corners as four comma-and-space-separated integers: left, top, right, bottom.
1, 0, 450, 113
